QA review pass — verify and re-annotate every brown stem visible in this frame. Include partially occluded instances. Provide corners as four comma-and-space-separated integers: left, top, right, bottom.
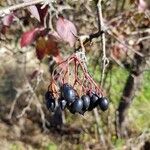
121, 0, 126, 11
75, 31, 104, 52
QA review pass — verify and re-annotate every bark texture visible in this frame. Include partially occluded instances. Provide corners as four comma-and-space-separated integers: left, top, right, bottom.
117, 41, 150, 136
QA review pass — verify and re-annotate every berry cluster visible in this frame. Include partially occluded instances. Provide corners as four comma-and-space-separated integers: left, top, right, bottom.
45, 83, 109, 114
45, 53, 109, 114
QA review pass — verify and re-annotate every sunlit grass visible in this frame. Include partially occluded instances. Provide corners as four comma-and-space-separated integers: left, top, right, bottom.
89, 62, 150, 139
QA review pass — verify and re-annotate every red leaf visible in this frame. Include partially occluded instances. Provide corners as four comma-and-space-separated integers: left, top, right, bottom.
56, 17, 77, 47
2, 14, 14, 26
35, 37, 47, 60
20, 28, 40, 47
36, 48, 45, 60
23, 0, 40, 21
46, 36, 59, 56
35, 36, 59, 60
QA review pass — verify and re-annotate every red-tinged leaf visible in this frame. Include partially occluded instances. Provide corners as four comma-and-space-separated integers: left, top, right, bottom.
23, 0, 40, 21
35, 37, 47, 60
46, 36, 59, 56
36, 48, 46, 60
49, 31, 62, 42
138, 0, 147, 12
35, 36, 59, 60
20, 28, 40, 47
56, 17, 77, 47
2, 14, 14, 26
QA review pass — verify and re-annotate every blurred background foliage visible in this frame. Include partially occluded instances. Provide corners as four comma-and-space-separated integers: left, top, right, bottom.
0, 0, 150, 150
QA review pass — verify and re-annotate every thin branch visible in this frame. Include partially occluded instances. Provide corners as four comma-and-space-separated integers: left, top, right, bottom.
107, 29, 144, 57
97, 0, 109, 87
35, 98, 48, 132
121, 0, 126, 11
136, 35, 150, 44
114, 0, 119, 15
90, 0, 108, 146
6, 0, 12, 6
8, 86, 29, 119
75, 31, 104, 52
0, 0, 44, 17
17, 70, 43, 118
129, 28, 150, 35
110, 55, 124, 68
93, 108, 106, 146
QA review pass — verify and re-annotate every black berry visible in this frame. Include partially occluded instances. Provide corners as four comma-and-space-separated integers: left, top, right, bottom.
98, 97, 109, 111
45, 91, 56, 112
45, 91, 53, 100
81, 95, 90, 111
88, 94, 99, 111
61, 84, 76, 104
59, 99, 67, 110
70, 98, 83, 114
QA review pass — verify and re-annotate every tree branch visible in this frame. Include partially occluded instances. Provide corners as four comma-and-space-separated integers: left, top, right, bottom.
97, 0, 109, 87
90, 0, 108, 146
0, 0, 44, 17
116, 42, 150, 137
75, 31, 104, 52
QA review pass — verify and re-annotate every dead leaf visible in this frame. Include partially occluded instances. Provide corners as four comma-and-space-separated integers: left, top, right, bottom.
23, 0, 40, 21
56, 17, 77, 47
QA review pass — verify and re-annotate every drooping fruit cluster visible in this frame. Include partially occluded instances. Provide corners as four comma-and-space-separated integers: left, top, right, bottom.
45, 53, 109, 114
45, 83, 109, 114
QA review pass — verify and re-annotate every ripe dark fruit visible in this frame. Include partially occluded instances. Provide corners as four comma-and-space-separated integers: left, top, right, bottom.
46, 99, 55, 112
81, 95, 90, 111
45, 91, 56, 112
45, 91, 53, 100
88, 94, 99, 111
88, 104, 94, 111
98, 97, 109, 111
67, 103, 75, 114
61, 84, 76, 103
68, 106, 76, 114
59, 99, 67, 110
71, 98, 83, 114
91, 94, 99, 104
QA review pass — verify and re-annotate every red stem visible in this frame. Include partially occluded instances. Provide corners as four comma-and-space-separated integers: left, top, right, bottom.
51, 53, 104, 97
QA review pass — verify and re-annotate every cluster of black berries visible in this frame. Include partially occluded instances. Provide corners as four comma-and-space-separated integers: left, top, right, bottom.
45, 83, 109, 114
